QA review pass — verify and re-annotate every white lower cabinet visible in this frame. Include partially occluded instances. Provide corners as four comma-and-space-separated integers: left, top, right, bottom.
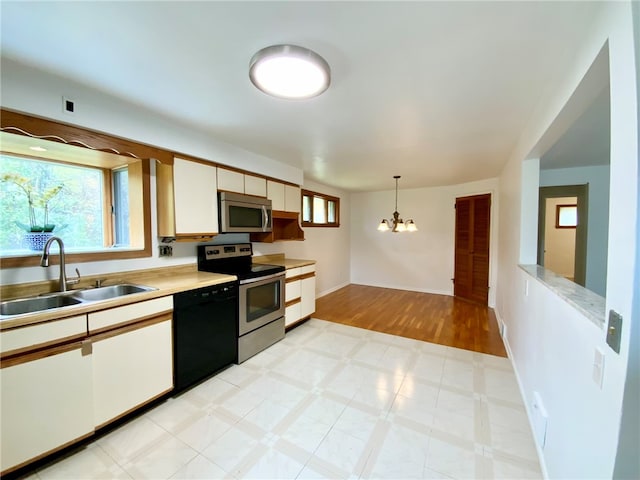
284, 264, 316, 327
300, 272, 316, 319
1, 296, 174, 474
89, 297, 173, 427
91, 318, 173, 427
1, 344, 93, 474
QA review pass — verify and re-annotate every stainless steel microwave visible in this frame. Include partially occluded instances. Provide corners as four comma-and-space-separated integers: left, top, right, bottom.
218, 191, 272, 233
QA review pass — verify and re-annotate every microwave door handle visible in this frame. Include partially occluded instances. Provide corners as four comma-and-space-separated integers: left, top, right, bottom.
262, 205, 268, 231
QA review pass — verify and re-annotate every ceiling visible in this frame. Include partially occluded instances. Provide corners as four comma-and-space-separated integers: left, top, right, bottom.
0, 1, 604, 192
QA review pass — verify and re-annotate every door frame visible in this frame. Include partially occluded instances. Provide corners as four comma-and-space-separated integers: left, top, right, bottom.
537, 184, 588, 286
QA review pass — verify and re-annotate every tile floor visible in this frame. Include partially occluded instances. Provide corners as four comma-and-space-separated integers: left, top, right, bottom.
28, 319, 542, 479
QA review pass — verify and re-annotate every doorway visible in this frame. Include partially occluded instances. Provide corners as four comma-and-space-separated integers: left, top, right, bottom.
454, 193, 491, 305
537, 185, 588, 286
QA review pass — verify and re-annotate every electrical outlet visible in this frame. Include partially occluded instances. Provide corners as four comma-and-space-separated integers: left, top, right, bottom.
593, 347, 605, 388
158, 245, 173, 257
524, 279, 529, 297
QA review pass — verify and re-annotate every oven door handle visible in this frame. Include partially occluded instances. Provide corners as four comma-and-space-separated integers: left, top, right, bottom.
239, 272, 285, 285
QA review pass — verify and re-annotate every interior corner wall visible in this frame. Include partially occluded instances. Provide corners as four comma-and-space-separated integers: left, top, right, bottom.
252, 179, 352, 298
349, 177, 499, 307
540, 165, 610, 296
495, 2, 638, 478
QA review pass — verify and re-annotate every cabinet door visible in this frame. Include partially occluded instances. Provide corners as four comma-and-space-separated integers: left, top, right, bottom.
1, 346, 93, 473
92, 318, 173, 428
244, 175, 267, 197
267, 180, 285, 210
285, 302, 301, 327
174, 158, 218, 235
217, 168, 244, 193
300, 274, 316, 319
285, 185, 301, 213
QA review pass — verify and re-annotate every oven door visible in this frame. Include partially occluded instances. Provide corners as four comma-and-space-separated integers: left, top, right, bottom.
238, 272, 285, 336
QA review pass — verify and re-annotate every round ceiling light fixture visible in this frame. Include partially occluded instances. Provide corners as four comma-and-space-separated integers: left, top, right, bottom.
249, 44, 331, 99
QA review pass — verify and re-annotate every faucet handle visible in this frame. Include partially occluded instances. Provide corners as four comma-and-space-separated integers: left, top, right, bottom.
67, 268, 81, 286
94, 278, 106, 288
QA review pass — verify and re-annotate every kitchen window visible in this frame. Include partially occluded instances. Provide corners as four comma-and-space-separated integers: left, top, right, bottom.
301, 189, 340, 227
0, 154, 131, 254
0, 109, 157, 268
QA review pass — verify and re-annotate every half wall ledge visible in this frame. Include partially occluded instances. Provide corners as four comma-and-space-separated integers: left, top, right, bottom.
519, 264, 605, 329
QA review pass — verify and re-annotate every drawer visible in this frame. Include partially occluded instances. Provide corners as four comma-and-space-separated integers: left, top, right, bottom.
88, 297, 172, 333
1, 315, 87, 354
300, 264, 315, 275
285, 267, 301, 279
286, 280, 301, 302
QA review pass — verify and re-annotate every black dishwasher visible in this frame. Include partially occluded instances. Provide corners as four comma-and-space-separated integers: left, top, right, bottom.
173, 281, 238, 393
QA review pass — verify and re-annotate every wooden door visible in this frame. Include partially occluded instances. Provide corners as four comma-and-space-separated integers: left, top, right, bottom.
454, 194, 491, 304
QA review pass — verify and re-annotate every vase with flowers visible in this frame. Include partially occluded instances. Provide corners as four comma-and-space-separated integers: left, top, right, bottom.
1, 173, 64, 250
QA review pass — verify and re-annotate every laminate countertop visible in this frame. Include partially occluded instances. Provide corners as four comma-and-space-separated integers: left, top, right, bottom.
252, 255, 315, 269
0, 266, 236, 330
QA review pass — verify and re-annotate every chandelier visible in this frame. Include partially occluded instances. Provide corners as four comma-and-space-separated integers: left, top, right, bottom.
377, 175, 417, 233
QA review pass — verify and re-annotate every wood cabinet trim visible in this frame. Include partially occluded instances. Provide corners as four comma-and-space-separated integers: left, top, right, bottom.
285, 297, 302, 308
89, 310, 172, 337
1, 431, 94, 477
287, 272, 316, 283
1, 339, 84, 369
1, 332, 87, 361
94, 387, 173, 431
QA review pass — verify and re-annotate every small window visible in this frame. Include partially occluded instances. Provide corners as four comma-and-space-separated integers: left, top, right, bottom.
556, 204, 578, 228
302, 189, 340, 227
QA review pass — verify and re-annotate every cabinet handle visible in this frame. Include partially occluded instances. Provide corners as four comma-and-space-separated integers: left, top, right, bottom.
81, 339, 92, 356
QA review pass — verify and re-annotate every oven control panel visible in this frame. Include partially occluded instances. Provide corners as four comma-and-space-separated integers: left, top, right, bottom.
203, 243, 252, 260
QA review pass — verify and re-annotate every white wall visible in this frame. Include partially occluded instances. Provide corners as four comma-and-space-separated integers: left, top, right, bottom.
0, 60, 354, 298
350, 178, 499, 307
496, 2, 638, 478
540, 165, 610, 296
253, 179, 351, 298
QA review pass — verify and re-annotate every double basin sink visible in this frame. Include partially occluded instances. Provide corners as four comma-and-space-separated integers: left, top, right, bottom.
0, 284, 157, 317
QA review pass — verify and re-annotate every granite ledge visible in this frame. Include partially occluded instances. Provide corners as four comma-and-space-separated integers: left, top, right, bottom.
519, 264, 605, 329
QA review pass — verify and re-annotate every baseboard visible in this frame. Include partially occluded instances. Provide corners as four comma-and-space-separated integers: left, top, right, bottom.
349, 281, 452, 297
494, 309, 549, 480
316, 282, 350, 299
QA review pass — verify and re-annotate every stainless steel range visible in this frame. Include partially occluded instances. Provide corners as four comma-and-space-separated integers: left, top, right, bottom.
197, 243, 285, 363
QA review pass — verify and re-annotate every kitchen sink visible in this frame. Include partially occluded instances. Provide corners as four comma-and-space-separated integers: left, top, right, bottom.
0, 294, 82, 317
0, 284, 157, 318
69, 284, 156, 302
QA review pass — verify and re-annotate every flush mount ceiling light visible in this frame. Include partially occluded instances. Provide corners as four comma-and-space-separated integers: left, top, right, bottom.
249, 44, 331, 99
377, 176, 418, 233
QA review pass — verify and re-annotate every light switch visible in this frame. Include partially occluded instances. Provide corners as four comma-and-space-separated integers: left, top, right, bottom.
606, 310, 623, 354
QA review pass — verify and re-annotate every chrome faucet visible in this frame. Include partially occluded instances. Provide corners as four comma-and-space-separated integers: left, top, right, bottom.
40, 236, 81, 292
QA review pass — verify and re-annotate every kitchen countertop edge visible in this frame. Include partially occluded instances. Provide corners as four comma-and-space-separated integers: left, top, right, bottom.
0, 271, 237, 330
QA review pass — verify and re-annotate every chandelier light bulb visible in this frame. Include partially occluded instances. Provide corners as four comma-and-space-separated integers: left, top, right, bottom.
377, 175, 417, 233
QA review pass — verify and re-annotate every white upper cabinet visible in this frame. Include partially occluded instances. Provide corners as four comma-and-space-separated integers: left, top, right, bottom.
218, 168, 267, 197
285, 185, 301, 213
267, 180, 286, 210
244, 174, 267, 197
217, 168, 244, 193
157, 157, 218, 238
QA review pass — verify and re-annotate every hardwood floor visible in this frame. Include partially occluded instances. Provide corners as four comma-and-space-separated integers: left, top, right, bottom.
314, 284, 507, 357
